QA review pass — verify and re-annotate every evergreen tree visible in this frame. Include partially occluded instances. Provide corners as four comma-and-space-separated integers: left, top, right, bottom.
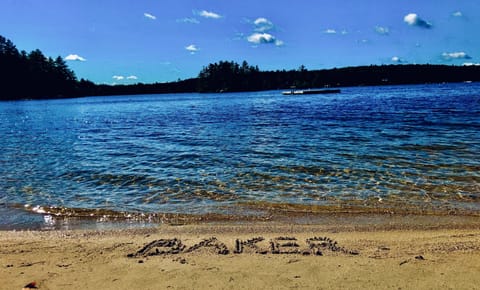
0, 35, 78, 99
197, 60, 260, 92
0, 35, 22, 99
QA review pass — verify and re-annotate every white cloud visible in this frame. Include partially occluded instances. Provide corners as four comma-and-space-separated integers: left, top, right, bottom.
144, 13, 156, 20
177, 17, 200, 24
403, 14, 417, 25
247, 32, 276, 44
323, 28, 348, 35
404, 13, 432, 29
245, 18, 283, 47
185, 44, 199, 54
198, 10, 222, 19
254, 17, 274, 32
463, 62, 480, 66
112, 75, 138, 81
442, 51, 472, 60
375, 26, 389, 35
275, 39, 284, 47
64, 54, 86, 62
391, 56, 406, 63
452, 11, 463, 17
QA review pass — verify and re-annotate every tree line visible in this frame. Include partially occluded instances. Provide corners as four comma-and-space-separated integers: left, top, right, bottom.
1, 34, 480, 100
0, 35, 79, 100
82, 61, 480, 96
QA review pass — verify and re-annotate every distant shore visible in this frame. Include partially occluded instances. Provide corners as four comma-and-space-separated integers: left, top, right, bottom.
3, 34, 480, 100
2, 214, 480, 289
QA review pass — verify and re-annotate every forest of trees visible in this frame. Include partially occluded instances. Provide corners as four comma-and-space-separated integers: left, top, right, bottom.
0, 35, 79, 100
85, 61, 480, 96
197, 60, 260, 92
1, 34, 480, 100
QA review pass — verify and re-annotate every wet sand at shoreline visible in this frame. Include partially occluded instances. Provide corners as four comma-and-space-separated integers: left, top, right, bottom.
2, 214, 480, 290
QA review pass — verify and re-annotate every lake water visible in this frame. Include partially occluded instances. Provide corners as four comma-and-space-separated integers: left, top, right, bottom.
1, 83, 479, 229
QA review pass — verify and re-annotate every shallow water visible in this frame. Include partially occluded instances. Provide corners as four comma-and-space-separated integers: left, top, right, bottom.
1, 83, 479, 229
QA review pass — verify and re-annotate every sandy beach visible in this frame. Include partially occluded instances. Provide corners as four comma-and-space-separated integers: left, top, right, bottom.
2, 214, 480, 290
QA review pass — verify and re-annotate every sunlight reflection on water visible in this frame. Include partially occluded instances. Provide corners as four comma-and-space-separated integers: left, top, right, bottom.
0, 83, 479, 227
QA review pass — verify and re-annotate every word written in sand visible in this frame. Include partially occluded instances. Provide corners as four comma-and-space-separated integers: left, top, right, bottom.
128, 236, 359, 257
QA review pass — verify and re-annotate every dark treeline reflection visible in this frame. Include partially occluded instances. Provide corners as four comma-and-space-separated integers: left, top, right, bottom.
1, 35, 480, 100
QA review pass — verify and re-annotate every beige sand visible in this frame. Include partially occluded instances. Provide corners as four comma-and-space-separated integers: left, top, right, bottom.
2, 216, 480, 290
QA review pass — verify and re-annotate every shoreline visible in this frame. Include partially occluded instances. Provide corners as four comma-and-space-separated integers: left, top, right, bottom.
2, 214, 480, 289
5, 198, 480, 231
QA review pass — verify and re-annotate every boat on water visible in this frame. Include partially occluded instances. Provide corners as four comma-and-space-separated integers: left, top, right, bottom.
282, 88, 341, 95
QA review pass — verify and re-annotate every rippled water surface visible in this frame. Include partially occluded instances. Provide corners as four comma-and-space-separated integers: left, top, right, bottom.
1, 83, 480, 228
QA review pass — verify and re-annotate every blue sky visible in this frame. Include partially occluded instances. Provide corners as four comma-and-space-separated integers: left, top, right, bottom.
1, 0, 479, 84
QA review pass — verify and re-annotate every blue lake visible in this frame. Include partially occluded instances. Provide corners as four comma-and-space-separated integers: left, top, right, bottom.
1, 83, 479, 229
